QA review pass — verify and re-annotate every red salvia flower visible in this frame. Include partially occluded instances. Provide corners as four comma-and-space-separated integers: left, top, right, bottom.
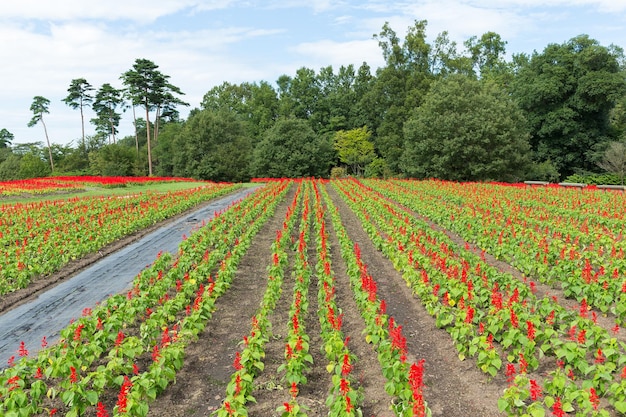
505, 363, 516, 383
409, 359, 425, 396
234, 374, 242, 396
529, 379, 542, 401
345, 395, 353, 414
70, 366, 77, 383
7, 375, 20, 392
283, 402, 293, 413
115, 331, 125, 347
579, 299, 588, 318
116, 375, 133, 413
41, 336, 48, 348
595, 348, 605, 364
577, 329, 586, 344
412, 394, 426, 417
510, 309, 519, 328
49, 409, 58, 416
7, 356, 14, 367
295, 336, 304, 352
161, 327, 171, 347
339, 378, 350, 395
233, 351, 243, 370
621, 366, 626, 379
589, 387, 600, 410
486, 334, 494, 350
133, 363, 139, 375
432, 283, 440, 297
568, 325, 577, 341
552, 396, 565, 417
152, 345, 161, 362
518, 353, 528, 374
96, 402, 109, 417
341, 353, 352, 376
73, 323, 85, 341
464, 305, 474, 324
18, 341, 28, 357
34, 367, 43, 379
491, 284, 502, 311
389, 317, 408, 362
290, 382, 298, 398
526, 320, 536, 341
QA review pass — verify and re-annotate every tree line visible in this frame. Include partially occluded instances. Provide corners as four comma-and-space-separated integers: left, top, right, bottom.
1, 20, 626, 184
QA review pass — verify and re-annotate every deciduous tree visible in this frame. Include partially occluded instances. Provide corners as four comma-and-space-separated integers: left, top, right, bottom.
251, 117, 333, 178
401, 74, 531, 181
511, 35, 626, 177
333, 127, 375, 176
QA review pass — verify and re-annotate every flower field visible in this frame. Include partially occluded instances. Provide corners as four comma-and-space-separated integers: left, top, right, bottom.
0, 178, 625, 416
0, 176, 200, 196
0, 178, 240, 295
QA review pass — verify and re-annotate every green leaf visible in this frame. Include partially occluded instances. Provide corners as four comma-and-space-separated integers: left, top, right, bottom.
85, 390, 99, 405
614, 400, 626, 413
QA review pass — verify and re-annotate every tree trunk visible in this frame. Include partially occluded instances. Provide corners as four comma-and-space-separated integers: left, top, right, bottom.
132, 106, 139, 156
41, 117, 54, 172
154, 105, 161, 145
144, 99, 152, 176
80, 98, 86, 152
108, 104, 116, 144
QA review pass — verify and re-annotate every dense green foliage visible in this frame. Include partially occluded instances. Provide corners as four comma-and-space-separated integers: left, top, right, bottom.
511, 35, 626, 178
2, 21, 626, 182
401, 75, 531, 181
251, 118, 334, 178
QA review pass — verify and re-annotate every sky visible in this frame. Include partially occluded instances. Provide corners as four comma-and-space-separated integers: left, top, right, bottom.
1, 0, 626, 147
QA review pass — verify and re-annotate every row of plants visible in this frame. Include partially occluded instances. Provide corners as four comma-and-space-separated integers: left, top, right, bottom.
0, 182, 240, 294
331, 178, 625, 416
365, 179, 626, 324
278, 181, 315, 414
0, 180, 290, 416
312, 181, 361, 416
322, 181, 429, 416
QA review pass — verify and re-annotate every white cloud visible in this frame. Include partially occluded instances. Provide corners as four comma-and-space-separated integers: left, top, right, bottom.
468, 0, 626, 13
291, 38, 385, 70
0, 1, 189, 22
